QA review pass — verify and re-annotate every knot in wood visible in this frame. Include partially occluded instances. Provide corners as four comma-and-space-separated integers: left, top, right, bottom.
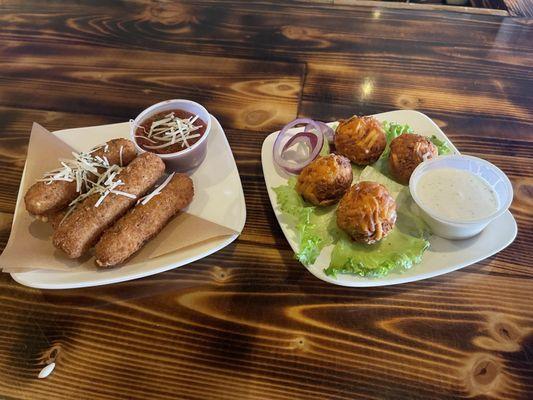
212, 266, 229, 282
244, 109, 272, 127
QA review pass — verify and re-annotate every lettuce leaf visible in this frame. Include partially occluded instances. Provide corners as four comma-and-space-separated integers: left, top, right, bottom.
273, 178, 337, 265
380, 121, 452, 158
320, 138, 330, 156
372, 121, 414, 176
359, 166, 404, 199
273, 177, 305, 217
429, 135, 452, 155
380, 121, 414, 159
395, 190, 431, 239
325, 230, 429, 277
296, 205, 338, 265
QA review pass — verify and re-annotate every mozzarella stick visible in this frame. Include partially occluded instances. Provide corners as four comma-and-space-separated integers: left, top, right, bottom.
25, 181, 77, 216
48, 210, 68, 230
53, 153, 165, 258
95, 173, 194, 267
24, 138, 137, 216
33, 210, 67, 230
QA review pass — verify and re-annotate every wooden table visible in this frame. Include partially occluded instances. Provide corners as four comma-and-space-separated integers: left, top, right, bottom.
1, 1, 532, 399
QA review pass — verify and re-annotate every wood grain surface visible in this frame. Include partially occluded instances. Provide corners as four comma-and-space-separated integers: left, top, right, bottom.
0, 1, 532, 399
504, 0, 533, 16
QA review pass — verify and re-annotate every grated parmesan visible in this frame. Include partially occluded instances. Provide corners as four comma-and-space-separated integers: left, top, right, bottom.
133, 112, 203, 150
67, 165, 136, 210
136, 173, 175, 206
38, 150, 109, 193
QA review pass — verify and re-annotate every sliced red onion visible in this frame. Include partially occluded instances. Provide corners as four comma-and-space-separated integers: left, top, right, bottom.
273, 118, 325, 175
282, 131, 320, 154
312, 121, 335, 144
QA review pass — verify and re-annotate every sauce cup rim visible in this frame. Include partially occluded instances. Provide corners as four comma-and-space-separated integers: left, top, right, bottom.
409, 154, 513, 226
130, 99, 212, 159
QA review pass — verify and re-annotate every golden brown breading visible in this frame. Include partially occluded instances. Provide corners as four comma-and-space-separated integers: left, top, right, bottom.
336, 181, 397, 244
389, 134, 438, 184
24, 138, 137, 216
93, 138, 137, 169
334, 116, 386, 165
25, 181, 78, 216
95, 173, 194, 267
52, 153, 165, 258
296, 154, 353, 206
34, 210, 67, 230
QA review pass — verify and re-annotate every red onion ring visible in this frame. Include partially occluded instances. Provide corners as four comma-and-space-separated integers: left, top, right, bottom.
273, 118, 326, 175
312, 121, 335, 144
282, 131, 320, 154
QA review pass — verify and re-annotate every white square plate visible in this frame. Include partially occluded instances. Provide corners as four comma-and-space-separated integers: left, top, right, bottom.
262, 110, 517, 287
10, 115, 246, 289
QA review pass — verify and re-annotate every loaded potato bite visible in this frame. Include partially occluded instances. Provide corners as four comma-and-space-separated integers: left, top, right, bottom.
389, 133, 438, 184
334, 116, 386, 165
296, 154, 353, 206
336, 181, 397, 244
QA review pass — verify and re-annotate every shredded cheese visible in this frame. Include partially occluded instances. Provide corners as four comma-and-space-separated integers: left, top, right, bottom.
89, 144, 104, 154
67, 165, 136, 209
133, 112, 203, 150
38, 150, 109, 193
44, 142, 140, 222
136, 173, 175, 206
134, 135, 157, 143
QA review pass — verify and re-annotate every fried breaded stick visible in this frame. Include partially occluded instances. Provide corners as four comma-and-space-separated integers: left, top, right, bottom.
25, 181, 77, 216
36, 210, 67, 230
95, 173, 194, 267
24, 138, 137, 216
53, 153, 165, 258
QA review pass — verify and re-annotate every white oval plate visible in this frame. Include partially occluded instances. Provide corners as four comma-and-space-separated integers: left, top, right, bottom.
11, 115, 246, 289
262, 110, 517, 287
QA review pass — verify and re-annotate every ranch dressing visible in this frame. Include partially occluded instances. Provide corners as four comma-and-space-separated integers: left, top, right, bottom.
416, 168, 499, 221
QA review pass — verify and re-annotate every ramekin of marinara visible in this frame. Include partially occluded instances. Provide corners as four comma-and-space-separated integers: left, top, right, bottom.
130, 99, 211, 172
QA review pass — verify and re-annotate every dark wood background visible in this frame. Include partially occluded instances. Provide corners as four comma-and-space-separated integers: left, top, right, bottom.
0, 1, 532, 399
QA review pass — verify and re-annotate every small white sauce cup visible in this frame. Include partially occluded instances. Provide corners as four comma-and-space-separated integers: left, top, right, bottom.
130, 99, 212, 172
409, 154, 513, 240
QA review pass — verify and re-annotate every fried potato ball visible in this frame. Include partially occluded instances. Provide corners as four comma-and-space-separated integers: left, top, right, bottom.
296, 154, 353, 206
389, 134, 438, 184
336, 181, 397, 244
334, 116, 386, 165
